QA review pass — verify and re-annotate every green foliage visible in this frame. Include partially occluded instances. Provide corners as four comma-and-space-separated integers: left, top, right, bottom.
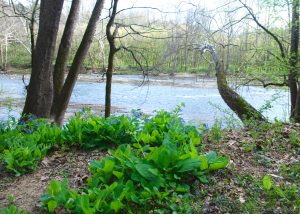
62, 105, 204, 150
207, 120, 223, 143
280, 162, 300, 183
136, 105, 204, 147
0, 107, 229, 213
263, 175, 273, 190
62, 111, 138, 149
262, 175, 300, 212
0, 195, 28, 214
1, 105, 203, 176
41, 140, 229, 213
288, 130, 300, 147
0, 116, 61, 176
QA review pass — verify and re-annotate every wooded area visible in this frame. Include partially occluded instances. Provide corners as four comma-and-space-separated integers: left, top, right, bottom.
0, 0, 299, 213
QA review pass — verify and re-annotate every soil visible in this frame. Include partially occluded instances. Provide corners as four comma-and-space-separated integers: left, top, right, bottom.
0, 149, 108, 213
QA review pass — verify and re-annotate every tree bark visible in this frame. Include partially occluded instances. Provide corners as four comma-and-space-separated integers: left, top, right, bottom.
199, 44, 266, 123
104, 0, 119, 118
290, 0, 300, 121
22, 0, 64, 118
50, 0, 105, 125
29, 0, 39, 67
53, 0, 80, 102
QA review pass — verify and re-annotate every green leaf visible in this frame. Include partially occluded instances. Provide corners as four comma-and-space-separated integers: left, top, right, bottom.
208, 157, 229, 170
110, 200, 123, 212
113, 171, 124, 179
103, 159, 115, 174
135, 163, 158, 180
198, 156, 208, 170
204, 151, 218, 164
198, 175, 209, 183
79, 195, 92, 214
47, 200, 57, 213
175, 158, 201, 172
48, 180, 61, 196
148, 138, 178, 169
7, 194, 14, 204
263, 175, 272, 190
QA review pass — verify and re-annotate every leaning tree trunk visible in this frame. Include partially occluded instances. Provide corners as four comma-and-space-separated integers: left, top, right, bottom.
53, 0, 80, 102
22, 0, 64, 118
290, 0, 300, 121
50, 0, 105, 126
198, 44, 266, 123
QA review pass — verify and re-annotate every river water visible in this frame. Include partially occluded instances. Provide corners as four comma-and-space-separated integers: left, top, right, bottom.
0, 74, 289, 126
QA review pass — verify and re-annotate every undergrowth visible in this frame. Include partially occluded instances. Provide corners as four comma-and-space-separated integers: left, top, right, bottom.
0, 106, 229, 213
1, 106, 299, 213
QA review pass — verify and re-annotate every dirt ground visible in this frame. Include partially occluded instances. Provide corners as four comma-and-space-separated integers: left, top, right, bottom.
0, 149, 107, 213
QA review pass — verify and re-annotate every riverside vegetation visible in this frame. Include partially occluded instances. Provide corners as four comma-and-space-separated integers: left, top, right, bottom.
0, 106, 299, 213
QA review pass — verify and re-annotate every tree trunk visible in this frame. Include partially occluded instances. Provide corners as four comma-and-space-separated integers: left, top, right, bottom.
105, 50, 116, 118
22, 0, 64, 118
105, 0, 119, 118
4, 35, 7, 71
50, 0, 105, 125
199, 44, 266, 123
290, 0, 300, 121
53, 0, 80, 102
29, 0, 39, 67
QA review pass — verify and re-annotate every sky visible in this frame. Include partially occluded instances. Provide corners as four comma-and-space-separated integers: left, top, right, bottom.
84, 0, 225, 13
16, 0, 288, 29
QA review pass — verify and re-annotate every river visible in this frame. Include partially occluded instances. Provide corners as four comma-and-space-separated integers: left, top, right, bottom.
0, 74, 289, 126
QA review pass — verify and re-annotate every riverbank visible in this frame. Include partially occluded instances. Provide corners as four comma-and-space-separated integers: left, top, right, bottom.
1, 71, 219, 88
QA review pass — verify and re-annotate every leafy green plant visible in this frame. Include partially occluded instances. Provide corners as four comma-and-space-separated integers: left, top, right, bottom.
62, 113, 138, 149
41, 138, 229, 213
207, 120, 223, 143
288, 130, 300, 147
263, 175, 272, 190
2, 137, 50, 176
136, 106, 203, 147
262, 175, 300, 213
0, 195, 28, 214
0, 118, 61, 176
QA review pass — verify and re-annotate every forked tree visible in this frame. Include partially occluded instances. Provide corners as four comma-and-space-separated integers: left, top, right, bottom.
22, 0, 105, 125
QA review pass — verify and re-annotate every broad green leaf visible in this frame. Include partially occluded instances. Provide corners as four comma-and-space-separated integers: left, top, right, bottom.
198, 156, 208, 170
263, 175, 272, 190
204, 151, 218, 164
79, 195, 92, 214
148, 138, 178, 169
110, 200, 123, 212
103, 159, 115, 174
135, 163, 158, 180
175, 158, 201, 172
113, 171, 124, 179
48, 180, 61, 196
47, 200, 57, 213
208, 157, 229, 170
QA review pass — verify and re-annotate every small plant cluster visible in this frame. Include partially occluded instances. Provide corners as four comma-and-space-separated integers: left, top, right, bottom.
62, 106, 204, 149
41, 139, 228, 213
0, 195, 28, 214
0, 116, 62, 176
263, 175, 300, 212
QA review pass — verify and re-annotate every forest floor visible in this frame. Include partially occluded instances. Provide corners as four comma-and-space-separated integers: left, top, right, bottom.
0, 123, 299, 213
